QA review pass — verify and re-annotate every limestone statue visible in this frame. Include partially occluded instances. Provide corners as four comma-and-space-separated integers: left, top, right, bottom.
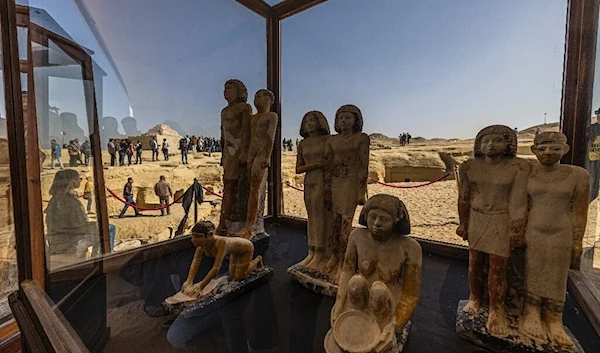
520, 132, 589, 348
324, 105, 370, 283
216, 79, 253, 236
235, 89, 278, 239
456, 125, 530, 337
325, 195, 421, 353
295, 111, 331, 269
167, 221, 264, 302
122, 116, 141, 136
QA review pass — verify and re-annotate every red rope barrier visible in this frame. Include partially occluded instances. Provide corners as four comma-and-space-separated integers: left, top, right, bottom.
106, 188, 185, 211
369, 173, 451, 189
202, 186, 223, 198
285, 182, 304, 192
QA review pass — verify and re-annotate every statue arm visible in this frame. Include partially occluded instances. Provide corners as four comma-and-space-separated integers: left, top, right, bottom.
357, 134, 370, 204
199, 241, 227, 290
508, 161, 530, 249
395, 243, 422, 329
324, 141, 333, 210
238, 104, 252, 165
571, 169, 590, 270
183, 248, 203, 290
295, 141, 325, 174
332, 230, 358, 322
261, 113, 279, 168
456, 162, 470, 240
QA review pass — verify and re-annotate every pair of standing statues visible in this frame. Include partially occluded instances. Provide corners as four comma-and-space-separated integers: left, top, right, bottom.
290, 108, 423, 353
457, 125, 589, 352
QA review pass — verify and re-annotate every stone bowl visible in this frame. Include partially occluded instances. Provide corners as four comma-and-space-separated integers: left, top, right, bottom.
333, 310, 381, 353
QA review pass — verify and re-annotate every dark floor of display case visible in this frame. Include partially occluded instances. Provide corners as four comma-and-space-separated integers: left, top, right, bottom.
99, 224, 600, 353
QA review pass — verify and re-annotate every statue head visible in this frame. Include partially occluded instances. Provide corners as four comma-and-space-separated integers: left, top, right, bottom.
224, 79, 248, 103
358, 194, 410, 237
190, 220, 216, 247
473, 125, 517, 158
49, 169, 81, 195
101, 116, 119, 132
299, 110, 330, 138
254, 89, 275, 111
531, 132, 569, 166
334, 104, 363, 134
122, 117, 139, 135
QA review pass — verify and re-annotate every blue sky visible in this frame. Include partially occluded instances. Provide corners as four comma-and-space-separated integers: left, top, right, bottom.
16, 0, 568, 139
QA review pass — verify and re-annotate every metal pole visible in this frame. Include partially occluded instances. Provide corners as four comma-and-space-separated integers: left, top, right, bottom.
194, 178, 198, 224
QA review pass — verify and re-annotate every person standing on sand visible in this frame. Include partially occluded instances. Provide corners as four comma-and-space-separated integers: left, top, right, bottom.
127, 140, 134, 165
135, 140, 143, 164
150, 136, 159, 162
162, 138, 169, 161
81, 139, 92, 166
83, 175, 94, 213
179, 137, 189, 164
108, 138, 117, 166
154, 175, 173, 216
118, 177, 142, 218
50, 139, 64, 169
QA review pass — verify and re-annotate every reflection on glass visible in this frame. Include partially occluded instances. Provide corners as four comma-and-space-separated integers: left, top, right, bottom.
0, 63, 18, 321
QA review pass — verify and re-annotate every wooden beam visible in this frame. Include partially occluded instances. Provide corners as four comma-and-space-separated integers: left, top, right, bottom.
267, 14, 282, 220
273, 0, 328, 20
1, 0, 46, 287
235, 0, 272, 18
81, 56, 111, 256
560, 0, 600, 167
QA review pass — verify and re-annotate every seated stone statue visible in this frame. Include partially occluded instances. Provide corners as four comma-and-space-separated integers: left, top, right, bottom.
326, 194, 421, 353
520, 132, 589, 347
181, 221, 264, 298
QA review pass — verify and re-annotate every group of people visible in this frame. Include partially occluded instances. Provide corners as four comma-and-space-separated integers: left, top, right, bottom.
107, 135, 222, 166
398, 132, 411, 146
49, 138, 92, 168
282, 138, 297, 151
117, 175, 174, 218
106, 138, 144, 166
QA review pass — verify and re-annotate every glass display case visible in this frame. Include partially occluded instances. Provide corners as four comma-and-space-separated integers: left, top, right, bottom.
0, 0, 599, 352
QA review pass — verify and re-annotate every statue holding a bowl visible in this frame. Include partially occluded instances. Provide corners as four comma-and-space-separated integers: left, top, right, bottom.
325, 194, 422, 353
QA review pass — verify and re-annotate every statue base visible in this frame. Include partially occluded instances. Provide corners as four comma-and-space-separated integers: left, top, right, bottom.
324, 321, 411, 353
287, 263, 337, 297
164, 267, 273, 317
456, 300, 584, 353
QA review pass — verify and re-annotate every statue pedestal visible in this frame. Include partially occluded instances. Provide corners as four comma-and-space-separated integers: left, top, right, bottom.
287, 264, 337, 297
456, 300, 584, 353
164, 267, 273, 317
324, 321, 411, 353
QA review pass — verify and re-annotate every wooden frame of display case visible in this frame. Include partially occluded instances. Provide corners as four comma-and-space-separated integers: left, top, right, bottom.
2, 0, 600, 350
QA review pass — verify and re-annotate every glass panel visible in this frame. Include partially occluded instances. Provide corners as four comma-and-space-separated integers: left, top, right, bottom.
582, 10, 600, 290
281, 0, 567, 247
0, 26, 17, 323
18, 0, 267, 351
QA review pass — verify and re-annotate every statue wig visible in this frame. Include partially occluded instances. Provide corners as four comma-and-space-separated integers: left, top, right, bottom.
473, 125, 517, 157
358, 194, 410, 235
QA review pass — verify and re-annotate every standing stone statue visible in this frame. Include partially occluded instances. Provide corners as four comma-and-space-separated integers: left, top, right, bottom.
520, 132, 589, 348
456, 125, 530, 336
325, 195, 421, 353
235, 89, 278, 240
324, 105, 370, 283
216, 79, 252, 236
295, 111, 331, 269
